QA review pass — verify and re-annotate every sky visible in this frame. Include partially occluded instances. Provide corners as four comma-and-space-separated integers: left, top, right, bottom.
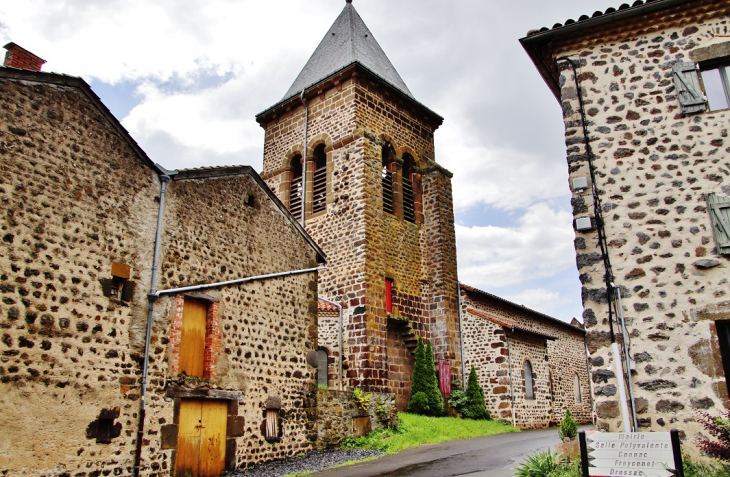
0, 0, 620, 323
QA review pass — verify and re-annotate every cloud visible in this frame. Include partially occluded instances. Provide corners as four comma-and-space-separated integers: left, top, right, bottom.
501, 288, 570, 315
455, 202, 576, 289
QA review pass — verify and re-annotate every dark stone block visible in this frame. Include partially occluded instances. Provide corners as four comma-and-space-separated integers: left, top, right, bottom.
595, 384, 617, 396
690, 397, 714, 410
634, 397, 649, 414
160, 424, 178, 449
633, 352, 652, 363
655, 400, 684, 413
637, 379, 676, 391
590, 356, 604, 367
596, 400, 620, 418
228, 415, 246, 437
592, 369, 616, 384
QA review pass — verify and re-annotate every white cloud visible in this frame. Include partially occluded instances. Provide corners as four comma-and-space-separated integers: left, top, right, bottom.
501, 288, 570, 315
437, 121, 568, 212
456, 202, 576, 289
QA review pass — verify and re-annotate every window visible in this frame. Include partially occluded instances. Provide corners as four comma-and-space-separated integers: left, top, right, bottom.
289, 155, 303, 221
524, 360, 534, 400
707, 193, 730, 254
700, 62, 730, 111
171, 294, 221, 380
402, 154, 416, 224
385, 278, 393, 315
263, 396, 282, 443
317, 348, 328, 387
312, 144, 327, 214
382, 145, 395, 215
574, 373, 582, 403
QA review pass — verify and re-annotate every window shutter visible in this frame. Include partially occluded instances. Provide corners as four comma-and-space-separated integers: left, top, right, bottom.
708, 193, 730, 254
672, 62, 707, 114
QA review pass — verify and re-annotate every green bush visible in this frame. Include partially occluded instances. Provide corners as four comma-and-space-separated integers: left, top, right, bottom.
696, 409, 730, 462
406, 337, 443, 416
449, 368, 490, 420
683, 453, 730, 477
514, 450, 560, 477
558, 409, 578, 441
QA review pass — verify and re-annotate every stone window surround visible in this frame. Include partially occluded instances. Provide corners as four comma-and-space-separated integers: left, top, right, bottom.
379, 139, 424, 226
168, 293, 222, 380
690, 36, 730, 112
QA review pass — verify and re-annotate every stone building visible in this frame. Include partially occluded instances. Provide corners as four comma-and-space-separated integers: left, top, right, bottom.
256, 0, 462, 411
521, 0, 730, 437
460, 285, 592, 429
0, 44, 326, 477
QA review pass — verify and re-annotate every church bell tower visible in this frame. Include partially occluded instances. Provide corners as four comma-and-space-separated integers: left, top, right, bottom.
256, 0, 461, 410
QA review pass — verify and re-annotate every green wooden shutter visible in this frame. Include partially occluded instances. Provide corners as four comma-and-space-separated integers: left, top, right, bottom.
708, 193, 730, 254
672, 62, 707, 114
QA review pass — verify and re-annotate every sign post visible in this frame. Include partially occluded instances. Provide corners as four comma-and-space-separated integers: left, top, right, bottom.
578, 430, 683, 477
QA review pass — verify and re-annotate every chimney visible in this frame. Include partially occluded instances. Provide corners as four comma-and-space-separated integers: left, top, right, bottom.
3, 43, 46, 72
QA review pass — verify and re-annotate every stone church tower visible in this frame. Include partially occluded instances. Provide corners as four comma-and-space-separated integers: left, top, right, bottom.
256, 0, 461, 409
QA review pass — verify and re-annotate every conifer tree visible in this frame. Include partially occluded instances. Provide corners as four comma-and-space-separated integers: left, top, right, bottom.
463, 366, 490, 420
407, 337, 443, 416
425, 340, 444, 416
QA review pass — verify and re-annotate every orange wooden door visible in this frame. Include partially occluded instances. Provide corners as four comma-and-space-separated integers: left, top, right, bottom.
180, 299, 206, 377
175, 400, 227, 477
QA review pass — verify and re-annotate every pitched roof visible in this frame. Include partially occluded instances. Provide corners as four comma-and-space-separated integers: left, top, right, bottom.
282, 1, 413, 101
460, 283, 585, 334
519, 0, 697, 100
318, 299, 340, 312
466, 307, 557, 341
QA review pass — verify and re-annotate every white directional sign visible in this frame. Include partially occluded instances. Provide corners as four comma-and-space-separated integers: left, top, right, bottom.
583, 432, 677, 477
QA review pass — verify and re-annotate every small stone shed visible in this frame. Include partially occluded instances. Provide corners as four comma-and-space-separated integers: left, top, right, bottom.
521, 0, 730, 438
0, 46, 326, 477
460, 284, 592, 429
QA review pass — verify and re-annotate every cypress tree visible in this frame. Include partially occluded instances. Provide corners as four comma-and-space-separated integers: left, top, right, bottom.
407, 337, 430, 415
425, 341, 444, 416
463, 366, 490, 420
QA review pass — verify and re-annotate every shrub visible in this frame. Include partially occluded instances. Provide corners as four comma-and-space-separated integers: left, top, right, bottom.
461, 367, 490, 420
352, 387, 371, 414
374, 397, 400, 430
682, 453, 730, 477
514, 450, 560, 477
696, 409, 730, 462
406, 337, 443, 416
558, 409, 578, 441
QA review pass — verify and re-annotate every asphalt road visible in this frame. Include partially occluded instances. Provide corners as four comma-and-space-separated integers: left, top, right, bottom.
308, 426, 582, 477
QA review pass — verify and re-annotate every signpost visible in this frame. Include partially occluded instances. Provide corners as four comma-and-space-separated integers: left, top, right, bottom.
579, 430, 684, 477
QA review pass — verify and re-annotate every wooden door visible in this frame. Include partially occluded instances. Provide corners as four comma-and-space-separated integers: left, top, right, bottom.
180, 299, 206, 377
175, 400, 228, 477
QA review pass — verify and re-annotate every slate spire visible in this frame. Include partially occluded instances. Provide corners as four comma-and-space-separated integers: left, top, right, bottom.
282, 2, 413, 100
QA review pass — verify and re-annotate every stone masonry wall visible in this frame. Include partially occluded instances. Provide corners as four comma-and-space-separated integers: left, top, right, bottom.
461, 289, 592, 428
317, 389, 396, 447
547, 0, 730, 437
0, 78, 160, 476
151, 170, 321, 470
318, 308, 341, 387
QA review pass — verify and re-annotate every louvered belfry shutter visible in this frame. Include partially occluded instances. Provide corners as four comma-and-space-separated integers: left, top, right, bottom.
708, 193, 730, 254
672, 62, 707, 114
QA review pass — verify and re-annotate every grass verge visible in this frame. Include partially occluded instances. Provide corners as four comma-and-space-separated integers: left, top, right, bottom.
342, 412, 519, 455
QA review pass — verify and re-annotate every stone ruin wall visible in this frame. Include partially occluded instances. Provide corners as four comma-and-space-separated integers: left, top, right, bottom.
460, 291, 592, 428
317, 389, 396, 447
260, 76, 462, 393
551, 1, 730, 437
0, 78, 159, 476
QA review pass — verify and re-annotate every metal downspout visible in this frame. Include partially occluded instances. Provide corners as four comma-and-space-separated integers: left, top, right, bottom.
134, 172, 172, 477
555, 56, 634, 431
457, 282, 466, 387
507, 326, 516, 428
616, 286, 638, 431
318, 297, 344, 389
300, 90, 309, 228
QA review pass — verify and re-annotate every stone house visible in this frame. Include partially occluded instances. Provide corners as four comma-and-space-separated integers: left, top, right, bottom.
0, 44, 326, 477
460, 285, 592, 429
521, 0, 730, 438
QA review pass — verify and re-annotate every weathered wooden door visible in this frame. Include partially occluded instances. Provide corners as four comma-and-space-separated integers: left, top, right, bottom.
175, 400, 227, 477
180, 299, 206, 377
